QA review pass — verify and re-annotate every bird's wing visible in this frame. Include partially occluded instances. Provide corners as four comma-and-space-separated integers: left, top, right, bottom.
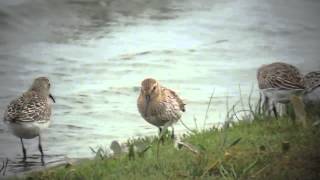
272, 76, 305, 90
4, 91, 50, 123
257, 63, 305, 90
163, 87, 186, 112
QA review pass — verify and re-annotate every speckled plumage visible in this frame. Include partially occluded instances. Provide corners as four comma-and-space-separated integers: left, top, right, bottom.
257, 62, 305, 90
3, 77, 54, 161
304, 71, 320, 89
257, 62, 305, 118
137, 78, 185, 130
4, 91, 51, 124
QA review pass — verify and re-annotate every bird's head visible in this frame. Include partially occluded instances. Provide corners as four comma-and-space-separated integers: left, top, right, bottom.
30, 77, 55, 103
140, 78, 161, 103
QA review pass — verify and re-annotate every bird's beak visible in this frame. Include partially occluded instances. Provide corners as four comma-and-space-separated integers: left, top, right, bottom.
49, 94, 56, 103
145, 95, 150, 103
144, 95, 150, 116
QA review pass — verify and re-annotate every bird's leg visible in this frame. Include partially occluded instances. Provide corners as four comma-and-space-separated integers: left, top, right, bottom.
258, 92, 262, 114
285, 103, 290, 117
267, 97, 276, 118
272, 103, 278, 120
171, 126, 175, 139
158, 127, 162, 135
159, 122, 172, 143
158, 127, 164, 144
38, 135, 44, 164
20, 138, 26, 161
262, 95, 269, 116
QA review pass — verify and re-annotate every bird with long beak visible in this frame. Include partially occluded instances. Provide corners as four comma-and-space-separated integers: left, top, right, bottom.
137, 78, 185, 138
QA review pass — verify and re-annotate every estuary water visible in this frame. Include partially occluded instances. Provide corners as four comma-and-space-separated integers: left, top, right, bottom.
0, 0, 320, 176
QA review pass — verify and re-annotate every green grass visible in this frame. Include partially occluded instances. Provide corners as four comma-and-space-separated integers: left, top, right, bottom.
15, 116, 320, 180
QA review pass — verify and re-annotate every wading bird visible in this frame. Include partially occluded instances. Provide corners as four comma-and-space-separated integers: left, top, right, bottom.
137, 78, 185, 138
257, 62, 305, 118
4, 77, 55, 162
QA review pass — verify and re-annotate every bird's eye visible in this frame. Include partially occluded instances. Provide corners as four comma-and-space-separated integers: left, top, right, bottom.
152, 86, 156, 91
48, 83, 51, 88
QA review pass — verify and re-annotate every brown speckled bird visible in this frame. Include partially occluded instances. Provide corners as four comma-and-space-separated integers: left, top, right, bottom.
3, 77, 55, 161
257, 62, 305, 118
137, 78, 185, 138
257, 62, 305, 90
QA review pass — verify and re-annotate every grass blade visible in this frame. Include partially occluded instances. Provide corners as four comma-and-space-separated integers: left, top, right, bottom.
228, 137, 242, 148
203, 88, 215, 130
242, 159, 258, 175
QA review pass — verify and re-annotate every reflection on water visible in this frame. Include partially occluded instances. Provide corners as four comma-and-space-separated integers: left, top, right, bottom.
0, 154, 65, 176
0, 0, 320, 176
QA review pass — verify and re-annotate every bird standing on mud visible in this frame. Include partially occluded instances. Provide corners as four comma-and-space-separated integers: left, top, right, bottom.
137, 78, 185, 138
257, 62, 305, 118
3, 77, 55, 162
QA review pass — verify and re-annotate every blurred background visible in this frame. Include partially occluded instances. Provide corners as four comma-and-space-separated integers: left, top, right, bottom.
0, 0, 319, 175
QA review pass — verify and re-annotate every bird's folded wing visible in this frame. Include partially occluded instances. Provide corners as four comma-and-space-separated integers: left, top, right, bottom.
4, 92, 49, 123
267, 76, 304, 90
165, 88, 186, 112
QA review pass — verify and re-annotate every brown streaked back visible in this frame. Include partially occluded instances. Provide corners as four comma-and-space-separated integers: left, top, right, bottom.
257, 62, 305, 90
4, 91, 51, 123
164, 88, 186, 112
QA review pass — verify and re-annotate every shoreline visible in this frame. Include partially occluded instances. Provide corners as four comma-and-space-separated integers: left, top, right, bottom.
7, 115, 320, 180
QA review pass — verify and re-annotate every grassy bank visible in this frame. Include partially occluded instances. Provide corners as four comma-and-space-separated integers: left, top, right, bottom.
15, 116, 320, 180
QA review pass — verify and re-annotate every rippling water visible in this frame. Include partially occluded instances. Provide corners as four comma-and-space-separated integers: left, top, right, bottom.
0, 0, 320, 176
